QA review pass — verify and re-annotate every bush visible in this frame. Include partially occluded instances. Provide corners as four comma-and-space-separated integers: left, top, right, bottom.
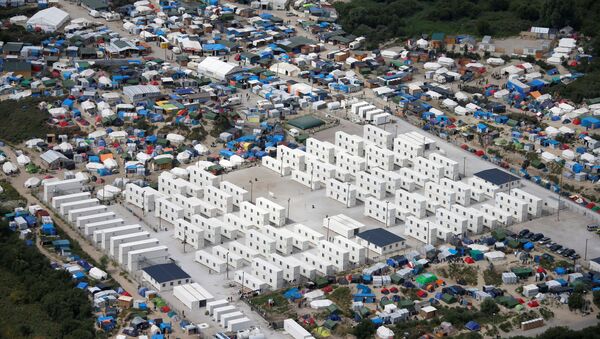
499, 321, 512, 332
480, 298, 500, 316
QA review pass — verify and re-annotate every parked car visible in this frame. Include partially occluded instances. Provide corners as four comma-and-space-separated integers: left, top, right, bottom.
531, 233, 544, 242
538, 237, 551, 244
518, 229, 531, 238
587, 224, 599, 232
570, 254, 581, 260
550, 244, 562, 252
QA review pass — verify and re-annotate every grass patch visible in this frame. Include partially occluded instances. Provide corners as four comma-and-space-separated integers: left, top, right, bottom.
483, 268, 503, 286
248, 292, 290, 315
327, 287, 352, 315
0, 99, 54, 144
447, 262, 478, 285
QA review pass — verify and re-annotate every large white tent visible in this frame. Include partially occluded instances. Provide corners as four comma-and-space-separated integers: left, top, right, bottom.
27, 7, 70, 32
197, 57, 242, 81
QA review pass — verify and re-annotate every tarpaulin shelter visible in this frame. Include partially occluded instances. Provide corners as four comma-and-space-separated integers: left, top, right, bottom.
465, 320, 480, 331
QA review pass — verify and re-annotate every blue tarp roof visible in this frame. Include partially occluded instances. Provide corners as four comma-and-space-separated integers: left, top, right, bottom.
465, 320, 480, 331
203, 43, 228, 51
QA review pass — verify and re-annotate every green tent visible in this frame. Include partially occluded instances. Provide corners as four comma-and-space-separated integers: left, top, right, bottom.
379, 298, 393, 308
326, 304, 340, 314
287, 115, 325, 130
323, 319, 337, 330
511, 267, 532, 278
441, 293, 457, 304
491, 229, 507, 241
315, 276, 328, 288
390, 274, 403, 285
398, 299, 414, 308
415, 273, 437, 286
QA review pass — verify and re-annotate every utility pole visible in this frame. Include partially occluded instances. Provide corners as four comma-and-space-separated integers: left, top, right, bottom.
385, 201, 390, 227
325, 215, 330, 241
584, 239, 589, 261
249, 179, 253, 202
346, 182, 351, 208
287, 197, 291, 219
226, 251, 230, 279
463, 156, 466, 177
183, 234, 187, 253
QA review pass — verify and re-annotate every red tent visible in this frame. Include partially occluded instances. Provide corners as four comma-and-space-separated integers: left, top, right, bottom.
389, 287, 398, 293
528, 300, 539, 307
416, 290, 427, 298
517, 298, 525, 304
464, 257, 475, 264
461, 144, 469, 150
475, 150, 485, 157
321, 286, 333, 293
381, 288, 389, 295
160, 306, 171, 312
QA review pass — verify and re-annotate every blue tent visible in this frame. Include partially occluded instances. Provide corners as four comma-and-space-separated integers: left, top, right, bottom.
465, 320, 480, 331
283, 288, 303, 300
76, 282, 88, 289
554, 267, 567, 275
523, 242, 534, 251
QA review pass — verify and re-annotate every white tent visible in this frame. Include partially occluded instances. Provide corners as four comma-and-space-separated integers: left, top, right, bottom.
86, 162, 105, 171
48, 107, 67, 117
109, 131, 128, 141
561, 149, 575, 160
541, 151, 557, 162
25, 138, 44, 148
455, 92, 468, 101
16, 154, 30, 166
193, 144, 209, 155
0, 155, 6, 164
136, 152, 151, 163
27, 7, 70, 32
197, 57, 242, 81
438, 57, 454, 67
423, 62, 442, 70
230, 155, 244, 166
442, 98, 458, 109
219, 159, 234, 169
166, 133, 185, 145
89, 267, 108, 280
376, 326, 394, 339
176, 151, 192, 164
416, 38, 428, 49
486, 57, 505, 66
89, 130, 107, 139
103, 158, 118, 170
24, 177, 41, 188
269, 63, 300, 77
454, 106, 468, 116
310, 300, 332, 309
181, 39, 202, 52
2, 162, 17, 174
170, 167, 189, 178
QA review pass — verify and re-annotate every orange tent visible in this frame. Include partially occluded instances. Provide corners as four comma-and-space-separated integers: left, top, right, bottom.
99, 153, 113, 162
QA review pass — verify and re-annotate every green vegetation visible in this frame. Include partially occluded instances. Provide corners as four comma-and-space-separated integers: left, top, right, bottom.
0, 180, 27, 213
510, 324, 600, 339
447, 262, 478, 285
353, 319, 377, 339
0, 25, 53, 45
480, 298, 500, 316
0, 225, 96, 338
248, 292, 290, 316
0, 99, 54, 144
326, 287, 352, 315
334, 0, 600, 102
483, 268, 502, 286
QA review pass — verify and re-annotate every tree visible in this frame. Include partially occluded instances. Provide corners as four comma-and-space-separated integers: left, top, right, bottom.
594, 290, 600, 308
353, 319, 376, 339
99, 255, 109, 270
476, 20, 492, 36
480, 298, 500, 316
568, 292, 585, 311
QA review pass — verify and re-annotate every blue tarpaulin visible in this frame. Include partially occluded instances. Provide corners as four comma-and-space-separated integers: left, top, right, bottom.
465, 320, 480, 331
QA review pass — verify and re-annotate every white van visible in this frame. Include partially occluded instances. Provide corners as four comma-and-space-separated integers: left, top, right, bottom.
89, 10, 101, 18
